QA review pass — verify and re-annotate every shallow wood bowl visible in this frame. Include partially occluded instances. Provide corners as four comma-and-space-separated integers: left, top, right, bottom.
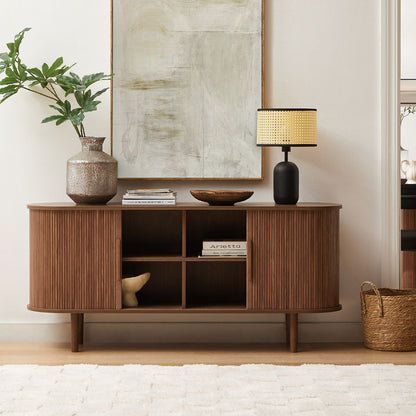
190, 190, 254, 205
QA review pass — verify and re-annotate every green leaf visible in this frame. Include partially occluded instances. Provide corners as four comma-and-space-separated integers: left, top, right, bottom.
70, 111, 85, 126
16, 28, 31, 37
28, 67, 44, 79
57, 63, 75, 76
5, 68, 15, 78
6, 43, 15, 57
55, 74, 83, 94
74, 90, 84, 106
55, 80, 69, 90
41, 115, 63, 124
55, 117, 67, 126
49, 57, 63, 72
0, 85, 18, 94
14, 28, 30, 46
90, 88, 108, 100
49, 104, 65, 115
69, 72, 81, 83
0, 63, 9, 73
41, 63, 49, 77
84, 100, 101, 112
82, 72, 112, 88
0, 53, 10, 62
64, 100, 71, 115
0, 76, 17, 85
17, 63, 27, 81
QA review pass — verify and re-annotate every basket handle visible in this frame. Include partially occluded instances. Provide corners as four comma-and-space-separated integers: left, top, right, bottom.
360, 281, 384, 317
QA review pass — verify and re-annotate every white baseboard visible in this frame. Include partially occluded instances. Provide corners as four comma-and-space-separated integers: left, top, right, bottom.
0, 322, 363, 343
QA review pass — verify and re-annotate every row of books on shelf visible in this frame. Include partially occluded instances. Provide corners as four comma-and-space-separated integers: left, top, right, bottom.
122, 189, 176, 205
199, 240, 247, 258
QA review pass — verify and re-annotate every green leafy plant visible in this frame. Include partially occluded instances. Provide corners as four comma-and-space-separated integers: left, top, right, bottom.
0, 28, 112, 138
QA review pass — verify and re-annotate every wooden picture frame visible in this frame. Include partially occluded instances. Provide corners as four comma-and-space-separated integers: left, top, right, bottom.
111, 0, 264, 180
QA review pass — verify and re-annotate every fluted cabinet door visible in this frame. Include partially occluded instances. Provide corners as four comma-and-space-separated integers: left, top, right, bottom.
247, 208, 340, 311
30, 210, 122, 310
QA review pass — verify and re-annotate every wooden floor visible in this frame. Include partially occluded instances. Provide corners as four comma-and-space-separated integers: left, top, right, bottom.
1, 343, 416, 365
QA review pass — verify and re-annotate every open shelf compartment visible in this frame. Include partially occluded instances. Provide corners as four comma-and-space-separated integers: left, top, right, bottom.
122, 210, 182, 257
122, 261, 182, 308
186, 261, 246, 309
186, 210, 246, 257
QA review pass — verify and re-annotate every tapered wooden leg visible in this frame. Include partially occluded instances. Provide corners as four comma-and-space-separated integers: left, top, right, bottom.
78, 313, 84, 345
285, 314, 290, 347
71, 313, 82, 352
289, 313, 298, 353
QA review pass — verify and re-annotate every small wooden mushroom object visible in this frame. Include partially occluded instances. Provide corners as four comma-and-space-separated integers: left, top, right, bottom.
122, 273, 150, 307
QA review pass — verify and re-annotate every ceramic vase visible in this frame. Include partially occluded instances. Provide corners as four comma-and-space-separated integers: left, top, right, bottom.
66, 137, 117, 204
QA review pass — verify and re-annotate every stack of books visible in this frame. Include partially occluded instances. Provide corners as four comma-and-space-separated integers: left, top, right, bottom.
200, 240, 247, 257
122, 189, 176, 205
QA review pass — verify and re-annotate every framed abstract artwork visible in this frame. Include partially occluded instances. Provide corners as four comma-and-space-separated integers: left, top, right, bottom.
111, 0, 264, 179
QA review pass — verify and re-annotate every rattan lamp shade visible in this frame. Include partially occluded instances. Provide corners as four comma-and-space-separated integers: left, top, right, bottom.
257, 109, 317, 146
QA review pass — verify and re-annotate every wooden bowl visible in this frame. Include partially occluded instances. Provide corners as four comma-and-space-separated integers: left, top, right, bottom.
190, 190, 254, 206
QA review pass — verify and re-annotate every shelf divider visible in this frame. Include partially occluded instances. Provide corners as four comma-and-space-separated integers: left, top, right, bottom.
182, 210, 187, 257
182, 210, 187, 308
122, 256, 183, 262
185, 257, 246, 262
182, 262, 187, 309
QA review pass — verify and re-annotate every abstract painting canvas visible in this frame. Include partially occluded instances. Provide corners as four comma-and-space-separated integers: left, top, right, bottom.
112, 0, 263, 179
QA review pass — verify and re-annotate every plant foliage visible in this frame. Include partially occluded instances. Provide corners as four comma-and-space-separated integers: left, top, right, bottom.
0, 28, 112, 137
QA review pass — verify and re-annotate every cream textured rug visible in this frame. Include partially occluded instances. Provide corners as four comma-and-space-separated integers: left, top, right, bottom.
0, 364, 415, 416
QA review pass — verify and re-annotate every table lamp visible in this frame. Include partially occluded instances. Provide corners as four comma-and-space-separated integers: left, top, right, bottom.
257, 108, 317, 204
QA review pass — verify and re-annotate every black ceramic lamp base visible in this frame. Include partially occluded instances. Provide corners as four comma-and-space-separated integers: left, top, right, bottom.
273, 148, 299, 204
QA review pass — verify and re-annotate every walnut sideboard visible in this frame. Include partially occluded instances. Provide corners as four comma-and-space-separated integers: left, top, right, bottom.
28, 202, 342, 352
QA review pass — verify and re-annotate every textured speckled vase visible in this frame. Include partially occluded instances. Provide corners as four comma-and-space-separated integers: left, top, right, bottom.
66, 137, 117, 204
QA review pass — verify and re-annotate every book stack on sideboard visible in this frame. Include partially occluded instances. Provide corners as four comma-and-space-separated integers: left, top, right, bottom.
122, 189, 176, 206
200, 240, 247, 258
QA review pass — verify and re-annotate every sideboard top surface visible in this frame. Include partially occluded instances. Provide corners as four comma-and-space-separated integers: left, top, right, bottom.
28, 202, 342, 211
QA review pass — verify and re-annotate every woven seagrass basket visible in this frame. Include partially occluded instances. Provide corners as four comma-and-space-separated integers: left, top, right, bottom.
360, 281, 416, 351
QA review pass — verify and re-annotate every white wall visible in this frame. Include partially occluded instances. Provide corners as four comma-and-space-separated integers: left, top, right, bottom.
0, 0, 381, 343
401, 0, 416, 79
